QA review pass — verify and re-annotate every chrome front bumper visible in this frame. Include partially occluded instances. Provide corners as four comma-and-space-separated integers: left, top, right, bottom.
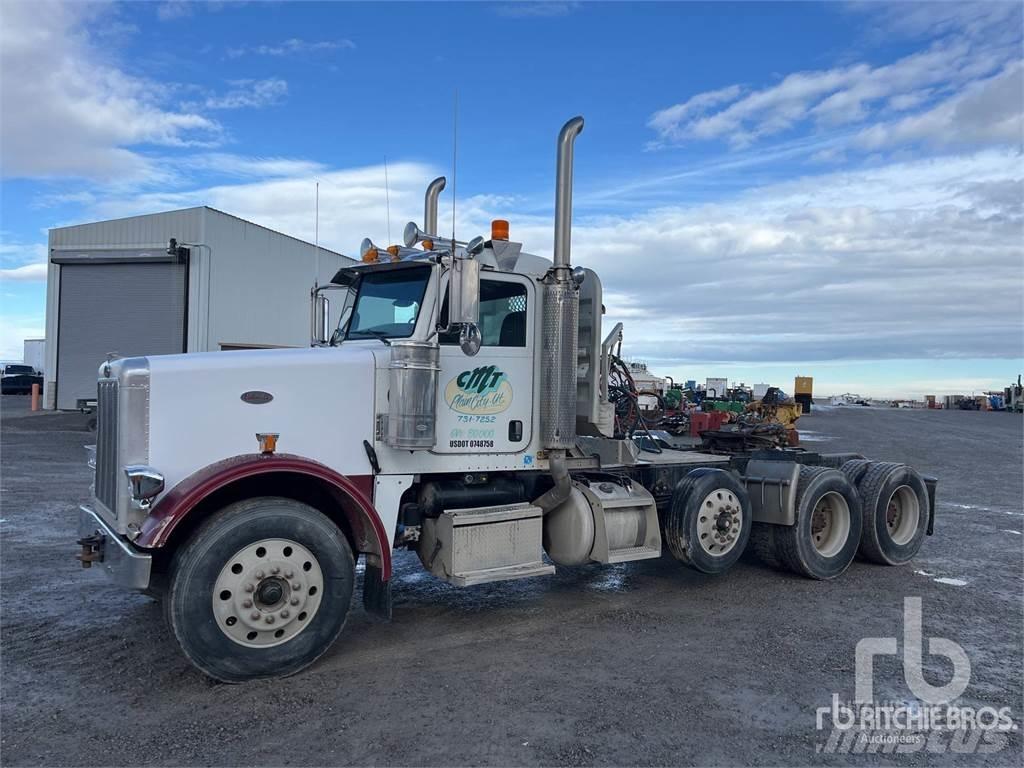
77, 505, 152, 590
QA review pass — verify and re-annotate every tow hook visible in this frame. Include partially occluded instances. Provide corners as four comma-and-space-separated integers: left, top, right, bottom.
76, 532, 105, 568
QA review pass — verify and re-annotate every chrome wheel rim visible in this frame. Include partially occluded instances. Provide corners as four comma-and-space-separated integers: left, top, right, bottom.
213, 538, 324, 648
696, 489, 743, 556
810, 491, 851, 558
885, 485, 920, 545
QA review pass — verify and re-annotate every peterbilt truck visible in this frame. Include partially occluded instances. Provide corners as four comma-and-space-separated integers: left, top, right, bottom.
76, 117, 937, 682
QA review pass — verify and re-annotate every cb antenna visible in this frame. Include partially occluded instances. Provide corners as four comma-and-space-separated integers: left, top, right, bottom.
451, 89, 458, 251
384, 156, 392, 244
313, 180, 320, 288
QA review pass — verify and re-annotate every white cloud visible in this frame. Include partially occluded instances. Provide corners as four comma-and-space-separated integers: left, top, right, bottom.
852, 1, 1023, 46
0, 263, 48, 282
0, 314, 45, 361
199, 79, 288, 110
856, 63, 1024, 150
0, 1, 221, 179
70, 148, 1023, 370
180, 154, 327, 178
156, 1, 192, 21
84, 161, 441, 258
648, 5, 1022, 153
226, 38, 355, 58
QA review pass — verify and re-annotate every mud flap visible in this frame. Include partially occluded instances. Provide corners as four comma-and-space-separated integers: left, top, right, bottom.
923, 474, 937, 535
362, 562, 392, 620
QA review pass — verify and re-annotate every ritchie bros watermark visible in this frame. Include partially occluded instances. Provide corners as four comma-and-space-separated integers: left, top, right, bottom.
816, 597, 1017, 755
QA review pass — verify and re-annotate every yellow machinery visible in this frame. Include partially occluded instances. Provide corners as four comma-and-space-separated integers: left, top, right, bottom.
745, 399, 802, 429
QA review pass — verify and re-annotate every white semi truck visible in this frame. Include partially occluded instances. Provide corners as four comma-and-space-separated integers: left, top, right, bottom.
76, 117, 937, 682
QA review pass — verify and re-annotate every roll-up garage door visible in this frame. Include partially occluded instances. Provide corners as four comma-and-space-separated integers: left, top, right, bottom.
56, 261, 187, 409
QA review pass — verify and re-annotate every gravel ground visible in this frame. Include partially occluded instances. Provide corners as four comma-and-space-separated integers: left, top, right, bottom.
1, 395, 1021, 767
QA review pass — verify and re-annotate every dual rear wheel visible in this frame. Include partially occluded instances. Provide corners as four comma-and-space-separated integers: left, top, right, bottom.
749, 461, 930, 578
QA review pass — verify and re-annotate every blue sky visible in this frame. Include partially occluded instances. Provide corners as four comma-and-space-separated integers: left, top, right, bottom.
1, 0, 1021, 398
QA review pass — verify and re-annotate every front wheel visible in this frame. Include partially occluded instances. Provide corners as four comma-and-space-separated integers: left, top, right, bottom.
165, 497, 355, 682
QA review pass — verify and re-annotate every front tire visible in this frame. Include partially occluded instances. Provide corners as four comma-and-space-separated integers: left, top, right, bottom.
165, 497, 355, 683
665, 468, 752, 575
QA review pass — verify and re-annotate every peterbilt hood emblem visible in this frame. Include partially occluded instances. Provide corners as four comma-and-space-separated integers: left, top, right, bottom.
241, 390, 274, 405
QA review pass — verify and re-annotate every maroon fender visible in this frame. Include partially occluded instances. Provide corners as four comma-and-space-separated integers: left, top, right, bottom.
135, 453, 390, 579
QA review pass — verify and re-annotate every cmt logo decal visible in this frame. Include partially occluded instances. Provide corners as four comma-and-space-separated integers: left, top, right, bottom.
445, 365, 513, 415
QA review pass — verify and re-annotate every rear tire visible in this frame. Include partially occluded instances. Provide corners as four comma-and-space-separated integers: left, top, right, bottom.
748, 522, 783, 571
665, 468, 752, 575
165, 497, 355, 683
853, 462, 929, 565
840, 458, 872, 485
774, 466, 862, 580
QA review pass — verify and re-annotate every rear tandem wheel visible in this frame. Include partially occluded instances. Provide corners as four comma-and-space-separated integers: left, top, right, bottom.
842, 460, 930, 565
765, 466, 863, 580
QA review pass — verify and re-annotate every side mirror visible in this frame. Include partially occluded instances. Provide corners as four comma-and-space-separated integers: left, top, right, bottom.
311, 284, 350, 346
459, 323, 482, 356
448, 256, 480, 325
465, 235, 486, 257
311, 290, 331, 345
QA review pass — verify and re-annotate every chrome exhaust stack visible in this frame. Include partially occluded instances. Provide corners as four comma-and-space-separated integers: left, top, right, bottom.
424, 176, 446, 236
539, 116, 584, 457
553, 116, 584, 273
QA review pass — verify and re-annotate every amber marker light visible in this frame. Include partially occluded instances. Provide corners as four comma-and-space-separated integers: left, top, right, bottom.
256, 433, 279, 454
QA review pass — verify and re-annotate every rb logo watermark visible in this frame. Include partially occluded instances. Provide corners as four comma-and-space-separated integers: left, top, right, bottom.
816, 597, 1017, 755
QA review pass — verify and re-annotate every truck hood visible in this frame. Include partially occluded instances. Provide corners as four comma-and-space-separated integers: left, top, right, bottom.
145, 344, 378, 494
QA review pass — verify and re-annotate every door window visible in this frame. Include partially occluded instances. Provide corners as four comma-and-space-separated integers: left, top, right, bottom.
439, 279, 528, 347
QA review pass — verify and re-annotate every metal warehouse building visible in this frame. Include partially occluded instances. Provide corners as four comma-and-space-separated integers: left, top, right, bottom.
44, 207, 353, 410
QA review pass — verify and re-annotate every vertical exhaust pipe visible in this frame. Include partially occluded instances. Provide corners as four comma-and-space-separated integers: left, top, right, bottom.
538, 116, 585, 461
553, 116, 584, 270
424, 176, 446, 236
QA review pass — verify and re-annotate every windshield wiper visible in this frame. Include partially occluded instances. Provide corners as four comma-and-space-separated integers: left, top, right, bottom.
347, 330, 391, 346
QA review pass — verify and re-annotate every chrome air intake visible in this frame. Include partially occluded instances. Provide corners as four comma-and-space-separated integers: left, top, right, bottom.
539, 116, 584, 450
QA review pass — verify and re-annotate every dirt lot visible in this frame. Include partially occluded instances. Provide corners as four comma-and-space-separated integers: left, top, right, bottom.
1, 395, 1021, 766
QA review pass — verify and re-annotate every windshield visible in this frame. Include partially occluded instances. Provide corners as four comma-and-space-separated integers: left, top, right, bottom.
345, 265, 431, 341
4, 365, 34, 375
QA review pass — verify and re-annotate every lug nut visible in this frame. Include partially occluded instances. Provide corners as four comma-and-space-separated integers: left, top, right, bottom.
250, 611, 260, 620
242, 599, 253, 609
280, 610, 290, 619
290, 597, 300, 606
255, 570, 265, 579
265, 615, 275, 625
271, 566, 280, 575
244, 583, 255, 593
284, 570, 293, 579
291, 582, 301, 591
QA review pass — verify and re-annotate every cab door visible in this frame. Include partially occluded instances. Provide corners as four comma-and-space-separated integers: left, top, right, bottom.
433, 273, 534, 454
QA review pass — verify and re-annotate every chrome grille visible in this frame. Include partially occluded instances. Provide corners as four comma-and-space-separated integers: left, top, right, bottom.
95, 379, 119, 512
